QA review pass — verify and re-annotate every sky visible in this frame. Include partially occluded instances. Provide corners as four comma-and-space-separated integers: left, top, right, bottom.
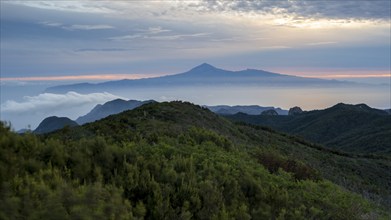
1, 0, 390, 80
0, 0, 390, 130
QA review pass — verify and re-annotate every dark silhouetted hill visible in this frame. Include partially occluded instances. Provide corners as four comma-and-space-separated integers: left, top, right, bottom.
226, 103, 391, 155
288, 106, 304, 115
34, 116, 78, 134
261, 109, 279, 115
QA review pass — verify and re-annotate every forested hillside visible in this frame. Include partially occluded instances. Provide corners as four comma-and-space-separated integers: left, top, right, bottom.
1, 102, 390, 219
226, 103, 391, 155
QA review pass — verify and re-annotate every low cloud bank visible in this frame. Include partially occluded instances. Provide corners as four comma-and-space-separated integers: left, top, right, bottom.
1, 91, 122, 113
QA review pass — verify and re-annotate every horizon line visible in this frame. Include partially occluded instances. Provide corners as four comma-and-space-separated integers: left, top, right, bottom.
1, 71, 390, 82
0, 73, 163, 82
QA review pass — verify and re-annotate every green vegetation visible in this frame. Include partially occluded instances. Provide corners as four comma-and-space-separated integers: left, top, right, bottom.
226, 103, 391, 155
1, 101, 390, 219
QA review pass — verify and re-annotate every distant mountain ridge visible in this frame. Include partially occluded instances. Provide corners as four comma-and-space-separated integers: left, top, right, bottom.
45, 63, 353, 93
226, 103, 391, 155
206, 105, 288, 115
35, 98, 288, 132
77, 99, 288, 125
76, 99, 155, 125
33, 99, 154, 133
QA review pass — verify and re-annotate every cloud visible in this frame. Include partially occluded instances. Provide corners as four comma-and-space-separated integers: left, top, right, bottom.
64, 24, 114, 30
108, 26, 192, 41
146, 32, 210, 40
75, 48, 132, 52
110, 32, 210, 41
306, 42, 338, 46
2, 0, 389, 79
192, 0, 391, 21
136, 26, 171, 34
1, 92, 122, 113
109, 34, 142, 41
6, 1, 115, 13
39, 21, 114, 30
9, 1, 390, 22
39, 21, 63, 27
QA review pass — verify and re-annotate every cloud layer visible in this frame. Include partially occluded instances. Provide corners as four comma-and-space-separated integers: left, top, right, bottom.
8, 0, 390, 21
1, 92, 122, 113
192, 0, 390, 20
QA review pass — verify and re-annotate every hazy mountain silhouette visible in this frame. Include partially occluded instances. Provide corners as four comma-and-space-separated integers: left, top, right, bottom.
76, 99, 155, 124
45, 63, 353, 93
77, 99, 286, 125
206, 105, 288, 115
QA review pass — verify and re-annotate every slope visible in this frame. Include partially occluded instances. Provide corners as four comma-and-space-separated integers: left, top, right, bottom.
226, 103, 391, 155
76, 99, 155, 125
1, 102, 390, 219
50, 101, 391, 208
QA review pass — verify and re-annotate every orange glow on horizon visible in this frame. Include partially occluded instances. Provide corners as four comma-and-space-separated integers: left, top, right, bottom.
268, 68, 391, 79
301, 73, 391, 79
0, 73, 164, 81
0, 71, 389, 82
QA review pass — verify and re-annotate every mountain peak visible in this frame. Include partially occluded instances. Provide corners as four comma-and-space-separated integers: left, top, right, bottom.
190, 63, 217, 71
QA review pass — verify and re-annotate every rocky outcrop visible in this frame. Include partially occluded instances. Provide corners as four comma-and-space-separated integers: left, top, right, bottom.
288, 106, 303, 116
261, 109, 279, 116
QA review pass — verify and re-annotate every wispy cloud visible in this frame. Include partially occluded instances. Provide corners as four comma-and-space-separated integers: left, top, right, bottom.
75, 48, 133, 52
1, 92, 122, 113
306, 42, 338, 46
136, 26, 171, 34
39, 21, 63, 27
7, 1, 115, 13
109, 34, 142, 41
146, 32, 210, 40
108, 26, 172, 41
39, 21, 114, 30
110, 32, 210, 41
64, 24, 114, 30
